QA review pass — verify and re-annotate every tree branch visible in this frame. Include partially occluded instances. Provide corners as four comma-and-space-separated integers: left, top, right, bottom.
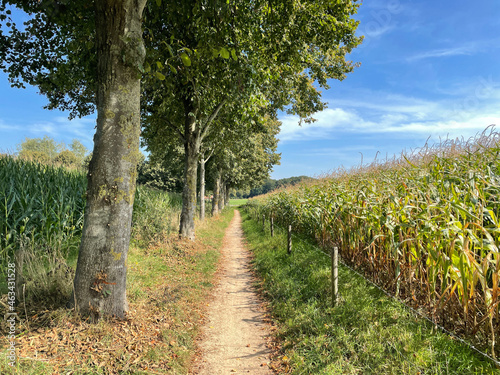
200, 99, 226, 142
201, 147, 215, 163
164, 117, 185, 143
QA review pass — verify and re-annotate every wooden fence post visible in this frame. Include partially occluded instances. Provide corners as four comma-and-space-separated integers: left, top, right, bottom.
270, 216, 274, 237
332, 246, 339, 306
287, 225, 292, 254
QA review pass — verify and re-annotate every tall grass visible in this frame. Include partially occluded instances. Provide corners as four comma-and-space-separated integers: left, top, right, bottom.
250, 127, 500, 358
132, 185, 183, 246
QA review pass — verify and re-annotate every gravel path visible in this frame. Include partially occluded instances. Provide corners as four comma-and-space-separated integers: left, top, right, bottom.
195, 210, 272, 375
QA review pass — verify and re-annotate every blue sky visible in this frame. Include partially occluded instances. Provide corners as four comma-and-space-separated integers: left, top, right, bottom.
1, 0, 499, 180
274, 0, 500, 178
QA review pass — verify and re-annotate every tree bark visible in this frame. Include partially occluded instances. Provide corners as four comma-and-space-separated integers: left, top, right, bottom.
199, 153, 206, 220
218, 181, 225, 212
211, 170, 221, 216
179, 100, 223, 237
179, 100, 200, 240
73, 0, 146, 319
225, 184, 230, 206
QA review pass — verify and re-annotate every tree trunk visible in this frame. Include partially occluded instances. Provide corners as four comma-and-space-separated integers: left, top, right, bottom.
218, 181, 225, 212
225, 185, 230, 206
73, 0, 146, 319
212, 170, 221, 216
179, 101, 200, 240
199, 154, 206, 220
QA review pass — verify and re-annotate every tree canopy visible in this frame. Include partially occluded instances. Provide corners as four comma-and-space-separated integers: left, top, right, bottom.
140, 0, 362, 238
0, 0, 362, 317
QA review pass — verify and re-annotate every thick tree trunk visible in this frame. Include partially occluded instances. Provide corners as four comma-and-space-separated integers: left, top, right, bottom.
211, 170, 221, 216
225, 185, 230, 206
218, 182, 225, 212
73, 0, 146, 319
179, 102, 200, 240
199, 155, 206, 220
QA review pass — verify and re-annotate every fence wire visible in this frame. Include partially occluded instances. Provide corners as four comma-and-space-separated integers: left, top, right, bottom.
298, 234, 500, 368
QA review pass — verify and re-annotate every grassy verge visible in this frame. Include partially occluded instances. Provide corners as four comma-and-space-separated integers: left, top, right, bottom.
241, 212, 500, 375
0, 208, 235, 374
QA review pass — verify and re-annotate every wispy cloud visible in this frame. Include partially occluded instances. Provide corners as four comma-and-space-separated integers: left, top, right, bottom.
278, 87, 500, 144
0, 120, 22, 132
29, 122, 58, 136
278, 108, 360, 142
0, 116, 96, 151
407, 46, 474, 62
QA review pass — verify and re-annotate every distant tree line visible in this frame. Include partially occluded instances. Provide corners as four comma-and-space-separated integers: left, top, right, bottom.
15, 136, 89, 170
232, 176, 314, 198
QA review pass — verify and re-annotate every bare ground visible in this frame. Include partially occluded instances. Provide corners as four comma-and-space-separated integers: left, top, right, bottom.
193, 210, 272, 375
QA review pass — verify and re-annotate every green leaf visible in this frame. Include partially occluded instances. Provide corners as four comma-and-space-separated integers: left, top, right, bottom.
180, 52, 191, 67
155, 71, 166, 80
156, 61, 163, 69
231, 48, 237, 61
219, 47, 230, 59
168, 64, 177, 74
156, 0, 161, 6
144, 62, 151, 73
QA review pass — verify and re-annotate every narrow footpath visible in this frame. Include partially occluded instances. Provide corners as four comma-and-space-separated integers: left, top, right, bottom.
195, 210, 272, 375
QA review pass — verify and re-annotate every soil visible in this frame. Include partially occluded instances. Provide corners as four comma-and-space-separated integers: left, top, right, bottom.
193, 210, 272, 374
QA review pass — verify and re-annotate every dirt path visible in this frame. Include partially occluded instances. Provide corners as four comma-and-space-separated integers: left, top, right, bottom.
194, 210, 272, 375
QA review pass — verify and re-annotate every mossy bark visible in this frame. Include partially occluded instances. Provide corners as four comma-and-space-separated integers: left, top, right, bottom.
199, 155, 206, 220
72, 0, 146, 319
225, 184, 230, 206
212, 170, 221, 216
179, 101, 200, 240
218, 182, 225, 212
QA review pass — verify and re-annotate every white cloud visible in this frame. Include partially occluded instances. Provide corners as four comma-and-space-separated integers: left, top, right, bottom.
278, 87, 500, 144
278, 108, 360, 141
0, 120, 21, 132
0, 115, 96, 151
29, 122, 58, 136
407, 46, 474, 62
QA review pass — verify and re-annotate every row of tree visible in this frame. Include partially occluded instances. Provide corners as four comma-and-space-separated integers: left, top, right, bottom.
0, 0, 362, 318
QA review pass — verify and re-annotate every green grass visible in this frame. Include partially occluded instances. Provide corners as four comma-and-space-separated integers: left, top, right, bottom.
229, 199, 248, 206
242, 212, 500, 375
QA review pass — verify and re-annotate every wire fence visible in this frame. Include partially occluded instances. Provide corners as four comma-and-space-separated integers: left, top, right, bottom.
292, 230, 500, 368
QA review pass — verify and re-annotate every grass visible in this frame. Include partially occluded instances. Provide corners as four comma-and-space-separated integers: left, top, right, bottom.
229, 199, 248, 206
241, 211, 500, 375
0, 205, 236, 374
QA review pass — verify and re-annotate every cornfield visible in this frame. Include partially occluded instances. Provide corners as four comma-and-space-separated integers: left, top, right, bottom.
0, 155, 185, 262
250, 127, 500, 358
0, 156, 87, 261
